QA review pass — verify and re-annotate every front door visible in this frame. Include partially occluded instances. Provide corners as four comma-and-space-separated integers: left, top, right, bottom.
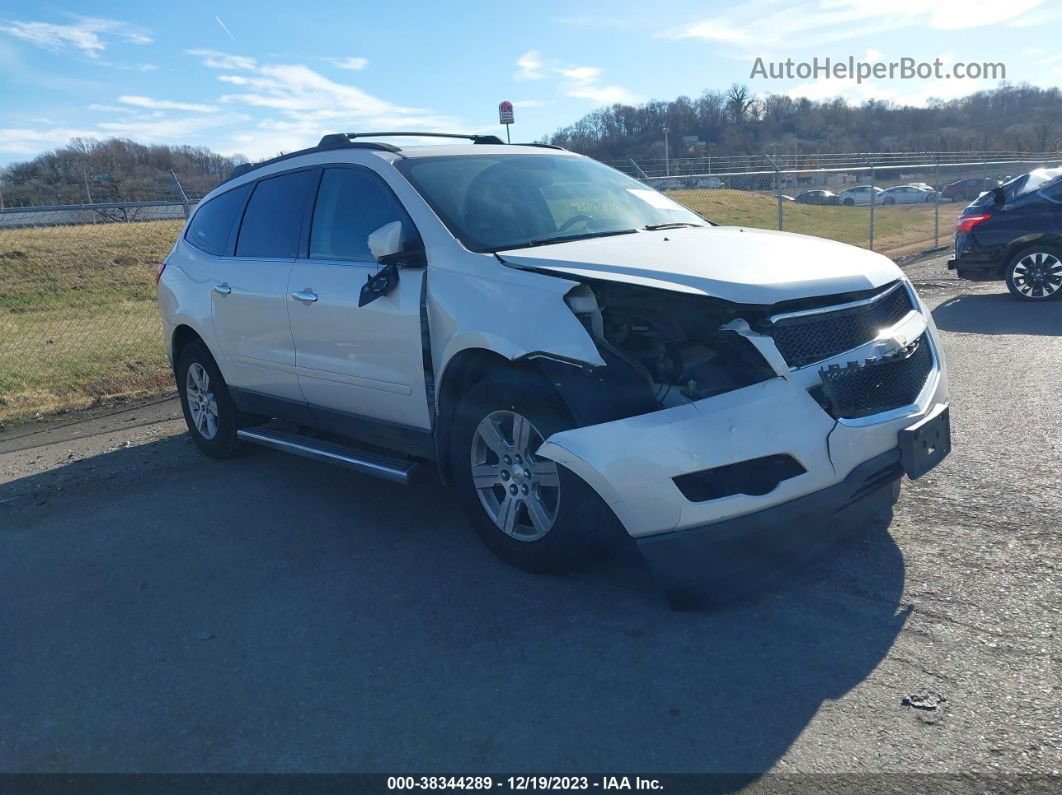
287, 166, 431, 430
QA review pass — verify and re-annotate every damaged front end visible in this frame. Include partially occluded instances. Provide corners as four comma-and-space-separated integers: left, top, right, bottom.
526, 278, 783, 429
502, 267, 949, 604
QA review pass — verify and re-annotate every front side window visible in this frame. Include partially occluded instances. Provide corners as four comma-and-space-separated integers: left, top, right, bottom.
185, 184, 250, 255
236, 170, 317, 258
309, 168, 420, 261
395, 154, 706, 252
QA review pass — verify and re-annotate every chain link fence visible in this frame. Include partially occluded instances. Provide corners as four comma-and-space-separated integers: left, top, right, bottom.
632, 154, 1062, 261
2, 152, 1060, 423
0, 197, 193, 423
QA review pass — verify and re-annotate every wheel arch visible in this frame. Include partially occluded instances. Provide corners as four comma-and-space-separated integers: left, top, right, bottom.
434, 348, 553, 485
171, 324, 206, 370
999, 235, 1062, 278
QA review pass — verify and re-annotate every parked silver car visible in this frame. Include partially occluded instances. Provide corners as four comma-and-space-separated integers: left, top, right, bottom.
837, 185, 885, 206
880, 185, 939, 205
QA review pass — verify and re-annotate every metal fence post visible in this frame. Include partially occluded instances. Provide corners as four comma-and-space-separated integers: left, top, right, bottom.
765, 154, 783, 231
868, 162, 876, 251
934, 157, 940, 249
170, 170, 190, 219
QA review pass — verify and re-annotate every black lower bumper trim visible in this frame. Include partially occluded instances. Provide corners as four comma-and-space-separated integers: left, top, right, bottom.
638, 449, 903, 608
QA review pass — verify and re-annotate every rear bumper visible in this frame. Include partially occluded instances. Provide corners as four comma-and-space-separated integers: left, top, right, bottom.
948, 257, 998, 277
638, 448, 903, 600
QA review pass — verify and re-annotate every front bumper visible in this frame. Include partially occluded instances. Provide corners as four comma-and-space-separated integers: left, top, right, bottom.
638, 448, 903, 603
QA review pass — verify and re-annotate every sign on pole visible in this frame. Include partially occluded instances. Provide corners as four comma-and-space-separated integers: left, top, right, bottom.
499, 100, 514, 143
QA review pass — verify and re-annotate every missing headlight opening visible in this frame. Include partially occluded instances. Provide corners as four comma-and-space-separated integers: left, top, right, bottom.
564, 281, 777, 408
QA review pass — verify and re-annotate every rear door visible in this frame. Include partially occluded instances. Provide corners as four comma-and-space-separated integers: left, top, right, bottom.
288, 165, 431, 431
210, 168, 318, 405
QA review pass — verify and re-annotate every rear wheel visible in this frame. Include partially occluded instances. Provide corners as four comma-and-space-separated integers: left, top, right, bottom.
1004, 247, 1062, 301
450, 372, 611, 573
176, 341, 241, 458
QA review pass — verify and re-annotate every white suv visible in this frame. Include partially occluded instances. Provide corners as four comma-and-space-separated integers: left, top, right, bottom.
158, 132, 951, 606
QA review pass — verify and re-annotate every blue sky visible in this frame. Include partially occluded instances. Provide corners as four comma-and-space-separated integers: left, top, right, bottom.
1, 0, 1059, 164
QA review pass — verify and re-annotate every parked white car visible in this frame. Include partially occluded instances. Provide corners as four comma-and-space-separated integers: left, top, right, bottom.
837, 185, 885, 206
880, 185, 939, 205
157, 132, 951, 607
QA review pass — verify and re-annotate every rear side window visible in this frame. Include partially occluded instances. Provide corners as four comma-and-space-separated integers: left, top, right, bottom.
309, 168, 420, 261
185, 184, 250, 255
236, 170, 318, 258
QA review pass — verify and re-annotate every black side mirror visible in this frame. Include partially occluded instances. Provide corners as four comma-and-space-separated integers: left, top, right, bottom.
359, 262, 399, 307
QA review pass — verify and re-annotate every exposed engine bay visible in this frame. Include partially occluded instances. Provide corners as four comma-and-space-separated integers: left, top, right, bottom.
563, 280, 777, 408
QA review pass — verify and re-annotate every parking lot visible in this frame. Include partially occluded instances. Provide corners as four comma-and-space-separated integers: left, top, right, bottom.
1, 253, 1059, 775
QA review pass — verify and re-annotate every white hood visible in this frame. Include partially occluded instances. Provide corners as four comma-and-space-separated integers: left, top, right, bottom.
500, 226, 901, 304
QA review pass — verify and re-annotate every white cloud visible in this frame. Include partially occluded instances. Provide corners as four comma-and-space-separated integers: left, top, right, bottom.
513, 51, 637, 105
0, 16, 151, 58
212, 61, 463, 158
785, 73, 1000, 106
658, 0, 1046, 49
186, 49, 256, 71
332, 56, 368, 71
97, 113, 249, 142
0, 126, 100, 154
118, 95, 219, 113
515, 50, 544, 80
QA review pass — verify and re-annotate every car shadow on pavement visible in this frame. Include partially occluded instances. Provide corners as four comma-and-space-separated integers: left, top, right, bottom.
932, 292, 1062, 335
1, 439, 909, 775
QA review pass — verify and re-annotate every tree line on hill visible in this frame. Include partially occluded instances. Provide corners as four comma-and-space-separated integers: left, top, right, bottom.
0, 138, 248, 207
546, 83, 1062, 164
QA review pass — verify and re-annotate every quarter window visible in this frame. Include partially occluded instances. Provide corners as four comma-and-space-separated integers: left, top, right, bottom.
184, 184, 250, 255
236, 170, 318, 258
309, 168, 419, 261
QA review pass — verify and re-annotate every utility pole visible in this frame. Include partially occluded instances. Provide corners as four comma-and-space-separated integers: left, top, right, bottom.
663, 126, 670, 177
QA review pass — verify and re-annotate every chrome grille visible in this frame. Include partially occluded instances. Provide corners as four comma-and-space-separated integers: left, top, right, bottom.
771, 283, 915, 368
818, 335, 934, 419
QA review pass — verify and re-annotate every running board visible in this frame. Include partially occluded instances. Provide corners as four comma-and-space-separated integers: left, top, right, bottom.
236, 427, 418, 485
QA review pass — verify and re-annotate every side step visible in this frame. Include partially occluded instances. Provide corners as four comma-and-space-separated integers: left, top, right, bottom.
236, 427, 419, 485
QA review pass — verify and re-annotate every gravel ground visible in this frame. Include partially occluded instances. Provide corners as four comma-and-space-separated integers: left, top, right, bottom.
1, 254, 1059, 776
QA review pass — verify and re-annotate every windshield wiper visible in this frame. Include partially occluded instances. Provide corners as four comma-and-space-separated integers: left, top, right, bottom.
643, 222, 707, 231
494, 228, 639, 251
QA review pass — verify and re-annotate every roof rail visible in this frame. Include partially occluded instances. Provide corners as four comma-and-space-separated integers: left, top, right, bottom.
223, 138, 400, 183
321, 132, 507, 146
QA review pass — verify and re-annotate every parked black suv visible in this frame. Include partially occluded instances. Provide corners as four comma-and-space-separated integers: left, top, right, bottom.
948, 168, 1062, 301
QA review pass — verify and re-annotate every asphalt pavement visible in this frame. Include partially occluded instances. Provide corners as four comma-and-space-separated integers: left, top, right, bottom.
1, 254, 1059, 775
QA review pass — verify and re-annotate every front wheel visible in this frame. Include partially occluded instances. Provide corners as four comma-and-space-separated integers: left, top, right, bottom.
176, 341, 241, 458
842, 198, 855, 206
1005, 247, 1062, 301
882, 197, 895, 205
450, 373, 611, 573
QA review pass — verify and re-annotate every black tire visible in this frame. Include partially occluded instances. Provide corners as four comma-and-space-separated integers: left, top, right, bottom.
882, 197, 895, 205
176, 341, 241, 458
842, 198, 854, 206
953, 191, 966, 202
1004, 246, 1062, 302
449, 372, 611, 573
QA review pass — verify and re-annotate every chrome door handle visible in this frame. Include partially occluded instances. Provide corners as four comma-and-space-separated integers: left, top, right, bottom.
291, 289, 318, 304
213, 283, 231, 296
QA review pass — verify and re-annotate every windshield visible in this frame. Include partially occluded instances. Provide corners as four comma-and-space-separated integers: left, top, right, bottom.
394, 154, 707, 252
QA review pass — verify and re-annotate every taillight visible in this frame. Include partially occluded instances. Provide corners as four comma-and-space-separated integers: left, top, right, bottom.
955, 213, 991, 234
155, 261, 167, 285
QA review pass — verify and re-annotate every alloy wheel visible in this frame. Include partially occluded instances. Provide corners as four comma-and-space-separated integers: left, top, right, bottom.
470, 410, 560, 541
185, 362, 219, 440
1012, 251, 1062, 299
